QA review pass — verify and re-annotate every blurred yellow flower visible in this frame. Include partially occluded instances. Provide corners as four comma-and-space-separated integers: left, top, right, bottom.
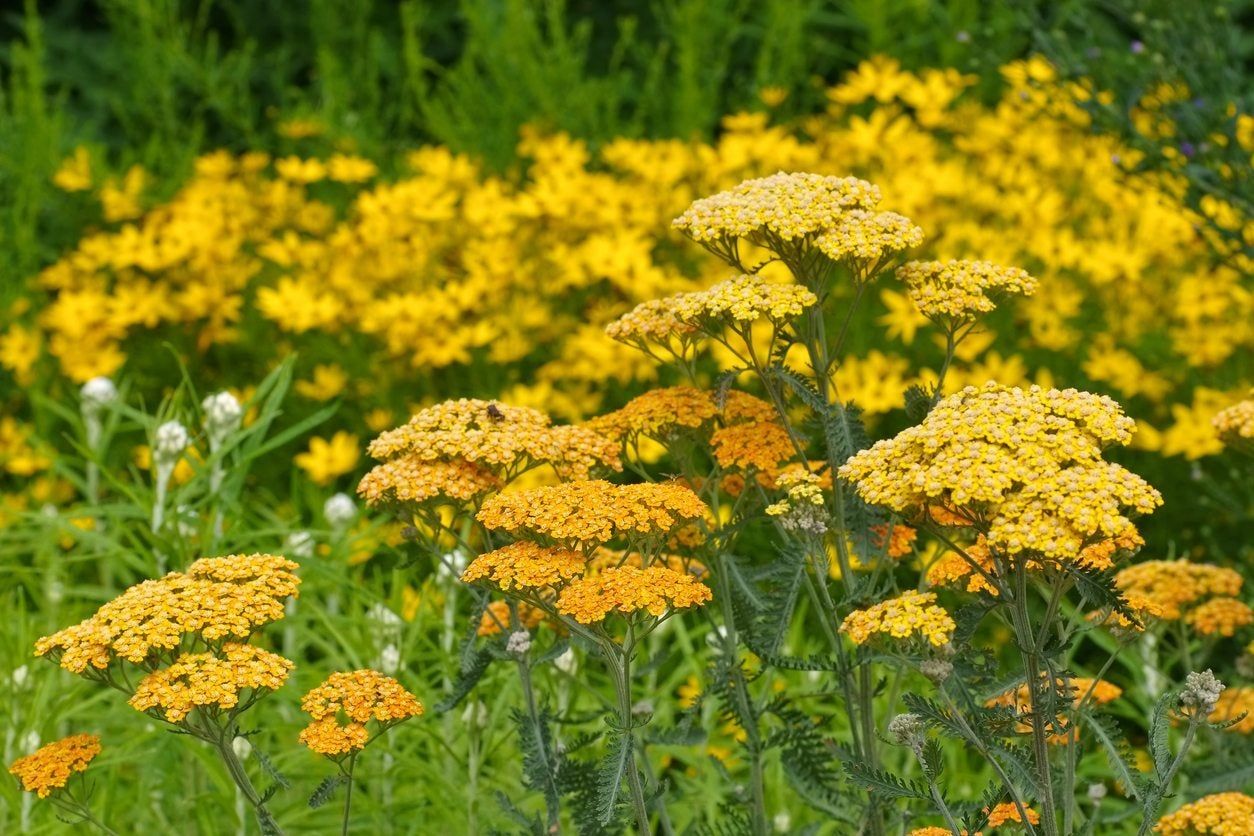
294, 431, 360, 485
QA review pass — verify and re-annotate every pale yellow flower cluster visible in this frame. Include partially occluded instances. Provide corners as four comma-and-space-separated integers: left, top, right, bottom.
898, 259, 1038, 322
814, 210, 924, 270
841, 384, 1161, 561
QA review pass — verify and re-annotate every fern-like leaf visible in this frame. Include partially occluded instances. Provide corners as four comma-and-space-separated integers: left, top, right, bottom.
308, 774, 346, 808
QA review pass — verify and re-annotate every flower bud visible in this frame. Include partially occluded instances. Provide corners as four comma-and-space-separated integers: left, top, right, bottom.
285, 530, 315, 559
202, 391, 242, 446
506, 631, 532, 656
461, 700, 489, 729
323, 492, 357, 529
377, 643, 401, 675
888, 713, 925, 749
919, 658, 953, 684
154, 420, 190, 464
1088, 783, 1107, 804
232, 736, 252, 761
1180, 669, 1225, 717
81, 377, 118, 416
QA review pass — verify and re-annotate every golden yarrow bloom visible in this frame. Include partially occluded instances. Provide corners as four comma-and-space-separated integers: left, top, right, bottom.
555, 565, 712, 624
299, 670, 423, 757
8, 734, 101, 798
1211, 687, 1254, 735
357, 455, 502, 508
840, 384, 1161, 562
899, 259, 1037, 322
870, 523, 918, 558
711, 420, 796, 476
1184, 597, 1254, 637
1087, 592, 1165, 634
36, 554, 300, 673
987, 676, 1122, 743
129, 644, 293, 722
367, 399, 619, 480
462, 542, 587, 591
1113, 560, 1244, 621
1213, 393, 1254, 445
1155, 792, 1254, 835
584, 386, 719, 445
672, 171, 881, 244
985, 801, 1041, 828
814, 210, 924, 273
477, 479, 707, 546
587, 546, 707, 578
840, 591, 955, 647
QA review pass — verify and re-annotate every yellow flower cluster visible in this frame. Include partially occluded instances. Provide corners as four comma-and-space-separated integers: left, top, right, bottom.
476, 480, 707, 546
710, 421, 796, 475
299, 670, 423, 757
1213, 394, 1254, 446
367, 399, 619, 481
840, 591, 955, 647
554, 565, 712, 624
898, 259, 1038, 323
1155, 792, 1254, 835
1184, 597, 1254, 638
461, 542, 587, 591
840, 384, 1161, 561
584, 386, 719, 445
8, 734, 101, 798
765, 469, 827, 534
357, 455, 502, 508
607, 274, 816, 346
987, 676, 1122, 744
129, 643, 293, 722
1212, 688, 1254, 735
985, 801, 1041, 828
36, 554, 300, 672
1113, 560, 1244, 621
814, 210, 924, 272
672, 171, 881, 245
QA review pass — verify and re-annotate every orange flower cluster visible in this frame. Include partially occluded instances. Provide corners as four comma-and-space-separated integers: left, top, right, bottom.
477, 479, 707, 546
461, 542, 587, 591
36, 554, 300, 673
841, 384, 1161, 562
984, 801, 1041, 828
129, 644, 293, 722
987, 676, 1122, 744
840, 591, 955, 648
711, 421, 796, 475
299, 670, 423, 757
555, 565, 712, 624
357, 456, 502, 508
366, 398, 620, 481
1114, 560, 1245, 624
8, 734, 101, 798
588, 547, 707, 578
870, 523, 918, 558
477, 600, 548, 637
584, 386, 719, 445
1212, 687, 1254, 735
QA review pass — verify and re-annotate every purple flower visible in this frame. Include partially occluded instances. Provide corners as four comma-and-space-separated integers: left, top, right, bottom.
1130, 40, 1145, 54
1180, 141, 1196, 158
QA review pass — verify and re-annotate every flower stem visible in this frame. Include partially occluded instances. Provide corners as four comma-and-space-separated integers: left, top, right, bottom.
341, 752, 358, 836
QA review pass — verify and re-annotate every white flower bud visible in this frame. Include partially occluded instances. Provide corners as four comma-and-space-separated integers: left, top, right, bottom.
554, 648, 577, 675
773, 812, 792, 832
231, 736, 252, 761
377, 643, 401, 675
202, 391, 242, 444
285, 530, 315, 559
81, 377, 118, 415
631, 699, 654, 717
11, 665, 29, 690
461, 700, 489, 729
154, 420, 190, 463
323, 493, 357, 529
22, 730, 40, 752
888, 713, 925, 748
1087, 783, 1107, 803
1181, 669, 1225, 716
506, 631, 532, 656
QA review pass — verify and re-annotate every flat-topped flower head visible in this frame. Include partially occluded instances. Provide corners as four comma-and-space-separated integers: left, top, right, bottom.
477, 480, 708, 547
129, 644, 293, 722
9, 734, 101, 798
711, 420, 797, 476
1212, 687, 1254, 734
1155, 792, 1254, 835
36, 554, 301, 673
555, 565, 712, 624
1184, 597, 1253, 637
815, 210, 924, 276
299, 670, 423, 757
461, 542, 587, 591
1214, 393, 1254, 453
898, 259, 1037, 323
584, 387, 719, 446
357, 455, 502, 508
840, 591, 955, 648
840, 384, 1161, 562
367, 399, 619, 480
1114, 560, 1244, 621
673, 172, 881, 246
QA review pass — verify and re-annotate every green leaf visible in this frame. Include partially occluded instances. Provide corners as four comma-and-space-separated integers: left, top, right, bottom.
594, 729, 633, 826
1085, 712, 1144, 801
308, 774, 346, 808
844, 762, 931, 801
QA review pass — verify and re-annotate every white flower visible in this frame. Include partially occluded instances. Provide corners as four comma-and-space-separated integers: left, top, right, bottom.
1181, 669, 1225, 716
773, 812, 792, 832
202, 391, 243, 444
231, 736, 252, 761
461, 700, 489, 729
376, 643, 401, 675
436, 549, 469, 582
285, 530, 315, 559
506, 631, 532, 656
324, 493, 357, 529
154, 420, 190, 463
11, 665, 29, 690
176, 505, 199, 539
554, 648, 577, 675
81, 377, 118, 414
22, 730, 40, 753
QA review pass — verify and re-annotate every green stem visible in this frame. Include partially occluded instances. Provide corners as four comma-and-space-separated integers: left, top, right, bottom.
1011, 564, 1059, 836
607, 637, 653, 835
216, 734, 283, 835
341, 753, 357, 836
1136, 716, 1201, 836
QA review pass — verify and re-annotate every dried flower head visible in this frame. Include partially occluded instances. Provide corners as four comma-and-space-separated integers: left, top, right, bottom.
8, 734, 101, 798
555, 564, 712, 624
477, 480, 707, 547
299, 670, 423, 757
840, 591, 956, 648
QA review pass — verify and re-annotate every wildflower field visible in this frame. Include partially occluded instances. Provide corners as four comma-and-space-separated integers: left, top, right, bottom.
1, 2, 1252, 834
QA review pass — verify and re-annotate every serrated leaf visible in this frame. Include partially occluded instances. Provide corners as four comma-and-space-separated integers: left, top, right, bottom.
1085, 711, 1144, 801
308, 774, 346, 808
845, 762, 931, 801
594, 730, 633, 826
1149, 690, 1176, 778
